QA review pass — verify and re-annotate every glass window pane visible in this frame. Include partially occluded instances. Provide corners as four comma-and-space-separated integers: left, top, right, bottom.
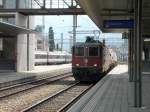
19, 0, 32, 8
89, 46, 98, 56
5, 0, 16, 9
75, 47, 84, 56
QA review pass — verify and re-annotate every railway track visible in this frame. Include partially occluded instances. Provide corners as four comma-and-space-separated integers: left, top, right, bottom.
22, 83, 93, 112
0, 70, 71, 89
0, 72, 72, 99
0, 75, 77, 112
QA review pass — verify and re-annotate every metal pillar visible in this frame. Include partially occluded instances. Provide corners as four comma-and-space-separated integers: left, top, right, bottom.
131, 30, 135, 82
27, 16, 30, 71
43, 0, 46, 8
134, 0, 142, 107
73, 15, 77, 45
58, 0, 60, 8
129, 30, 134, 82
71, 0, 73, 7
128, 31, 131, 81
69, 36, 73, 53
42, 16, 45, 33
61, 33, 63, 51
16, 0, 19, 9
50, 0, 52, 8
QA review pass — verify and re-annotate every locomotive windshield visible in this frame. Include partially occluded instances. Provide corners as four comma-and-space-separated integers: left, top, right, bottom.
89, 46, 99, 56
75, 47, 84, 56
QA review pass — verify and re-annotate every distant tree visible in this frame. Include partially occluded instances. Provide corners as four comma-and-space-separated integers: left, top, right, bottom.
56, 43, 59, 51
34, 25, 43, 32
55, 43, 62, 51
49, 27, 55, 51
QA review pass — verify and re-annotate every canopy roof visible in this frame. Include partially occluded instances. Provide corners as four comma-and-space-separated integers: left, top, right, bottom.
77, 0, 150, 35
0, 21, 38, 37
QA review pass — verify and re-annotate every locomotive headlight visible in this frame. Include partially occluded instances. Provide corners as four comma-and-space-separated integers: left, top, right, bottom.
94, 64, 97, 67
76, 64, 79, 66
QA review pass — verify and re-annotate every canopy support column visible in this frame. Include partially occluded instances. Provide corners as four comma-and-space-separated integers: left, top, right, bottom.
134, 0, 142, 107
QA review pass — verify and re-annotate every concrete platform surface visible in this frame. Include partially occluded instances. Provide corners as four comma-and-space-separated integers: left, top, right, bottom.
67, 65, 150, 112
0, 64, 71, 85
23, 64, 71, 74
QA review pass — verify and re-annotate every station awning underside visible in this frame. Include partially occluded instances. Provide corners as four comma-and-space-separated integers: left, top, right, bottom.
0, 21, 37, 37
77, 0, 150, 36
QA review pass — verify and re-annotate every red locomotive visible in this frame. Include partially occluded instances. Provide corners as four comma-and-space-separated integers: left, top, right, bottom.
72, 37, 117, 82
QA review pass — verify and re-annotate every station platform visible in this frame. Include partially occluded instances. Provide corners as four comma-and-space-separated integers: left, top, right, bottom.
0, 64, 71, 88
67, 65, 150, 112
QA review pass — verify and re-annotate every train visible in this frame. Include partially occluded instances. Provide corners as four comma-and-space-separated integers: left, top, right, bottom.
35, 51, 72, 65
72, 37, 117, 82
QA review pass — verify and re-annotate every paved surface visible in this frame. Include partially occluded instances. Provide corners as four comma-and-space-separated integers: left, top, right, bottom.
0, 64, 71, 84
23, 64, 71, 74
67, 65, 150, 112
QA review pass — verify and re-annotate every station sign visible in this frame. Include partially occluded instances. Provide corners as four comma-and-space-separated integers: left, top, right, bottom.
103, 20, 134, 29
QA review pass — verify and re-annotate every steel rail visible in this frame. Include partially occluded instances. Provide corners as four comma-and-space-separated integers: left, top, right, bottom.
21, 82, 81, 112
0, 73, 72, 99
0, 71, 71, 91
57, 84, 93, 112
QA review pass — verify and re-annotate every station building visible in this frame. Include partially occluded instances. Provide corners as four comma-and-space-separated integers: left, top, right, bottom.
0, 0, 36, 72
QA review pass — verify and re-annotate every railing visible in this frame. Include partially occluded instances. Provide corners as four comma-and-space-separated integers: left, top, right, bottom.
0, 0, 79, 9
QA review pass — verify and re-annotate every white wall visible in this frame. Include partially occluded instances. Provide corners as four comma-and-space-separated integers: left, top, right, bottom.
15, 13, 27, 71
28, 16, 35, 71
15, 13, 27, 27
17, 35, 27, 71
28, 34, 35, 71
15, 13, 35, 72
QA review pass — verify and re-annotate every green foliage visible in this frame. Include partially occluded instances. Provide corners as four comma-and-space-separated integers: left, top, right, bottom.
34, 25, 43, 32
49, 27, 55, 51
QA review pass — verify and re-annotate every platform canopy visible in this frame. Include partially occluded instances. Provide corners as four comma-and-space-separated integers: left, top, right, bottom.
77, 0, 150, 36
0, 21, 38, 37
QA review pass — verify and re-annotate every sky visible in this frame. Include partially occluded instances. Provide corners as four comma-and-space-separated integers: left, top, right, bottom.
34, 15, 123, 51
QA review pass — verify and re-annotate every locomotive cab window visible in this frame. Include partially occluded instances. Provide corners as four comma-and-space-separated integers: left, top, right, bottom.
75, 47, 84, 56
89, 46, 99, 56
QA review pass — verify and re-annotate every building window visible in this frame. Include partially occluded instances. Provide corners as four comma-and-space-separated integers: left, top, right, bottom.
37, 40, 44, 51
19, 0, 32, 8
0, 17, 15, 25
5, 0, 16, 9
